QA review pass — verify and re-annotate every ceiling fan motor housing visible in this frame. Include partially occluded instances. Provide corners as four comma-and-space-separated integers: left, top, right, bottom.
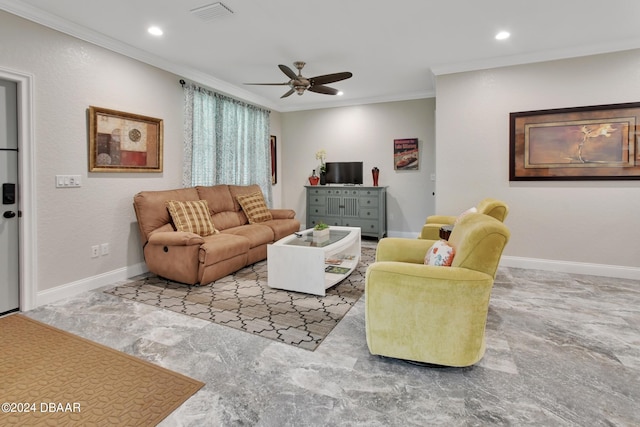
244, 61, 352, 98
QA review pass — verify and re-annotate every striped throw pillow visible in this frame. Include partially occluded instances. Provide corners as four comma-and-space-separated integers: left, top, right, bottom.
236, 191, 273, 224
166, 200, 218, 236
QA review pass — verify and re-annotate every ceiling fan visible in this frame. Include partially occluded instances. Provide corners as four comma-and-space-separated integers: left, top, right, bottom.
245, 61, 353, 98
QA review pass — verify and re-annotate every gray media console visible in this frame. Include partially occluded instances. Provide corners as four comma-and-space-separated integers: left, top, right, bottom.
305, 186, 387, 239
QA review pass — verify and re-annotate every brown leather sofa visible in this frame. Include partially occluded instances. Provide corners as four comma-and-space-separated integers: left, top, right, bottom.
133, 184, 300, 285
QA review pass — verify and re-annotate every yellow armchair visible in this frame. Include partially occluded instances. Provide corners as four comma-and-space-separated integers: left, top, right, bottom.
419, 198, 509, 240
365, 212, 510, 367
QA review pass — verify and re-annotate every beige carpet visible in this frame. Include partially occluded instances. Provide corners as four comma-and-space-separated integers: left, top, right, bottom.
106, 246, 375, 351
0, 314, 204, 426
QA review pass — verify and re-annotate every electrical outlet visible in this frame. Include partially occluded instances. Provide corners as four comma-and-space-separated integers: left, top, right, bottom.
91, 245, 99, 258
100, 243, 109, 256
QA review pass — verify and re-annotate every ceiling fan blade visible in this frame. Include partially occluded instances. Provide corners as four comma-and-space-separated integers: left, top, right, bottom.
278, 64, 298, 80
310, 72, 353, 86
280, 88, 296, 98
244, 82, 289, 86
307, 85, 339, 95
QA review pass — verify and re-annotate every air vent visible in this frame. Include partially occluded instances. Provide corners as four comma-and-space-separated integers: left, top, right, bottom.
190, 2, 234, 21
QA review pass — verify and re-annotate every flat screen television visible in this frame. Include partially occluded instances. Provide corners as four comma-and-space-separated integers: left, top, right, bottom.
324, 162, 363, 185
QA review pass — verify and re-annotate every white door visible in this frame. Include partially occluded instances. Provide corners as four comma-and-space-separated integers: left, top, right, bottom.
0, 79, 19, 315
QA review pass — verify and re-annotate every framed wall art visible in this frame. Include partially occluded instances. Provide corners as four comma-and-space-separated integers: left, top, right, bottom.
89, 106, 163, 172
394, 138, 419, 170
510, 102, 640, 180
270, 135, 277, 185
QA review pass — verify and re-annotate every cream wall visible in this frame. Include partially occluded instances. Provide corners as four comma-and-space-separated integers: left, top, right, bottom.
281, 98, 436, 236
0, 11, 184, 299
0, 10, 290, 306
434, 50, 640, 278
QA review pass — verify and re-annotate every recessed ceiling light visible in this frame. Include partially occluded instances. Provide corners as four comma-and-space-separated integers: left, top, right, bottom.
495, 31, 510, 40
337, 91, 344, 96
148, 26, 163, 36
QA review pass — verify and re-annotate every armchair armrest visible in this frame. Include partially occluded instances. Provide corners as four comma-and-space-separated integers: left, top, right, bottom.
269, 209, 296, 219
425, 215, 456, 225
147, 231, 204, 246
376, 237, 436, 263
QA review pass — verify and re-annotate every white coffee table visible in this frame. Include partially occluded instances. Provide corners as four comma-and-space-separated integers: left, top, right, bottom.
267, 226, 361, 296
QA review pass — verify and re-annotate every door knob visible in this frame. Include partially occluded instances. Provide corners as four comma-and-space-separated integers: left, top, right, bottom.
3, 211, 16, 218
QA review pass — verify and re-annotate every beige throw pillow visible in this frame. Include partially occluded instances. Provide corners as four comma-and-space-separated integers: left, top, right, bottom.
166, 200, 218, 236
236, 191, 273, 224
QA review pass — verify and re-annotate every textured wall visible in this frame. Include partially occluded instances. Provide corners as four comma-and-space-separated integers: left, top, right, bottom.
435, 50, 640, 270
281, 98, 436, 236
0, 11, 184, 291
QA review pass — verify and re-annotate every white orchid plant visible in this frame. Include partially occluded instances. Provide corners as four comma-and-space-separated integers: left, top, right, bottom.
315, 149, 327, 173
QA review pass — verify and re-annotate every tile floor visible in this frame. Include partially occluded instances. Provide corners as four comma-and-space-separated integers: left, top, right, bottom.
24, 263, 640, 426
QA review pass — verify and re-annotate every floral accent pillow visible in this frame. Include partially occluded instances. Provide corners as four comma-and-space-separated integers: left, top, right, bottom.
424, 240, 455, 266
455, 207, 477, 225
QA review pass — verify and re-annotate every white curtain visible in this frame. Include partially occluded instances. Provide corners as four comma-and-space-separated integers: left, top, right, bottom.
183, 83, 272, 206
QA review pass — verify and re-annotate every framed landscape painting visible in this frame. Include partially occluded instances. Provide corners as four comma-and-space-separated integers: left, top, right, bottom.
89, 106, 163, 172
510, 102, 640, 180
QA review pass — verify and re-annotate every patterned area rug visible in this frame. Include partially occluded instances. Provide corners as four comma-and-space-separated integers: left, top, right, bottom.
0, 314, 204, 426
106, 246, 375, 351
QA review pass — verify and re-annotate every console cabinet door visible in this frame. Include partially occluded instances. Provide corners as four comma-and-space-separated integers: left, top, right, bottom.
306, 186, 386, 238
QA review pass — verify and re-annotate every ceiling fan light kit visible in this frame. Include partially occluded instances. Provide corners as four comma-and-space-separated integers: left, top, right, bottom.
245, 61, 353, 98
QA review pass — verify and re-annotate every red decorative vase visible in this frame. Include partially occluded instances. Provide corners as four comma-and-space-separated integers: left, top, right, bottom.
372, 167, 380, 186
309, 170, 320, 185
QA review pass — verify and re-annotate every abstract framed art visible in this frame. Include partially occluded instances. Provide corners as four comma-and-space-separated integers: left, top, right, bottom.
510, 102, 640, 180
89, 106, 163, 172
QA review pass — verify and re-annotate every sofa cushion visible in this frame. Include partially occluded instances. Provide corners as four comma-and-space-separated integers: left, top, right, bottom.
424, 240, 455, 266
236, 191, 273, 224
133, 188, 200, 243
229, 184, 263, 212
166, 200, 218, 237
221, 224, 274, 248
196, 185, 235, 214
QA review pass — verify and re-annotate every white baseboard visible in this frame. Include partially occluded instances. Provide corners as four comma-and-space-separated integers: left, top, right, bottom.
500, 256, 640, 280
34, 253, 639, 309
36, 263, 148, 307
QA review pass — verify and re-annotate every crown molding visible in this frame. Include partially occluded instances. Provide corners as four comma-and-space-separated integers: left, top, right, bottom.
430, 38, 640, 76
0, 0, 279, 111
275, 89, 436, 113
0, 1, 433, 113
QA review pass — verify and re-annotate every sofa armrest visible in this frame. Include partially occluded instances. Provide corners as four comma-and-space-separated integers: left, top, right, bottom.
269, 209, 296, 219
147, 231, 204, 246
376, 237, 436, 263
425, 215, 456, 225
